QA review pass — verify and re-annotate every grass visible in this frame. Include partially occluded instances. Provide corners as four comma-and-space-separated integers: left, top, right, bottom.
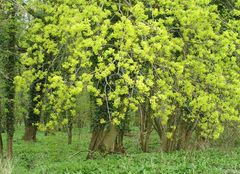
1, 126, 240, 174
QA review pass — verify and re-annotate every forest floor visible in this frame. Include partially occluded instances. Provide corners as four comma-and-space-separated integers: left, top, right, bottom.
1, 126, 240, 174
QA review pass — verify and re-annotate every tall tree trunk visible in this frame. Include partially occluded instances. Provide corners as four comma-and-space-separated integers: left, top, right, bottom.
5, 0, 17, 158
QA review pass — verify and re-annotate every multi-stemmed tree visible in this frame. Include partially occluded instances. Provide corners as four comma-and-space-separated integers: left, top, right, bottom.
14, 0, 240, 157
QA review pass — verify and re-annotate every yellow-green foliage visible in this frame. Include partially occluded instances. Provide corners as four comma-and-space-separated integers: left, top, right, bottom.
16, 0, 240, 139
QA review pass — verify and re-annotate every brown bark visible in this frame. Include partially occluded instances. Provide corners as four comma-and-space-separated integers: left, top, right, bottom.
87, 124, 121, 159
115, 130, 125, 153
87, 126, 105, 159
101, 125, 118, 152
153, 104, 200, 152
153, 117, 171, 152
139, 105, 152, 152
161, 121, 195, 152
154, 120, 175, 152
23, 125, 37, 141
0, 133, 3, 156
176, 123, 192, 150
153, 118, 164, 139
196, 137, 209, 150
88, 127, 104, 151
161, 137, 171, 152
7, 135, 13, 159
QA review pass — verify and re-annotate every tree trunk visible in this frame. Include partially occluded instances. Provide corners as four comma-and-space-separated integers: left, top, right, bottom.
7, 135, 13, 158
23, 125, 37, 141
87, 126, 105, 159
4, 0, 17, 158
87, 124, 119, 159
139, 104, 152, 152
153, 118, 164, 140
196, 137, 209, 150
154, 106, 191, 152
115, 129, 125, 153
101, 124, 118, 152
161, 136, 175, 152
176, 122, 192, 150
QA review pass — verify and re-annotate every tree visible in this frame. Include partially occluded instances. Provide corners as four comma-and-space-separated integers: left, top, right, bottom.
16, 0, 86, 142
0, 0, 7, 156
147, 0, 240, 151
16, 0, 240, 157
2, 0, 18, 158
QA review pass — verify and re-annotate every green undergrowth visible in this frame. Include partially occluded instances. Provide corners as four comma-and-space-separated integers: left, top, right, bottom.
1, 126, 240, 174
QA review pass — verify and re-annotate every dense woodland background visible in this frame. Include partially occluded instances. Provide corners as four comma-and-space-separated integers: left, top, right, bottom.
0, 0, 240, 173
